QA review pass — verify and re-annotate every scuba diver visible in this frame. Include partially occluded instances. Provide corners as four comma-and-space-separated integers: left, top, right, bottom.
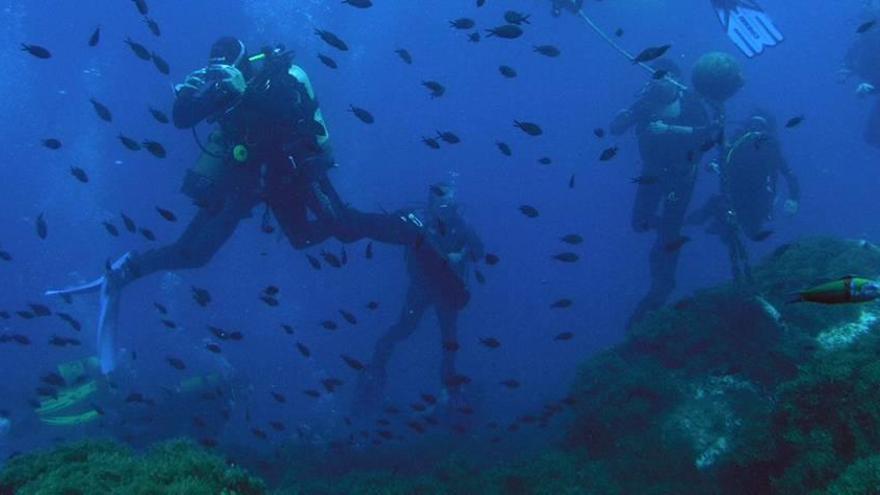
45, 37, 432, 374
611, 53, 744, 329
355, 183, 483, 413
841, 1, 880, 149
688, 111, 800, 280
551, 0, 583, 17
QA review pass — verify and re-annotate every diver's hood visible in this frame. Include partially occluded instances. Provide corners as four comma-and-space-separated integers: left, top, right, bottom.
209, 37, 247, 67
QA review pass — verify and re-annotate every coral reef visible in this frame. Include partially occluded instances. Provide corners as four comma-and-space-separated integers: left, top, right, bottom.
0, 439, 265, 495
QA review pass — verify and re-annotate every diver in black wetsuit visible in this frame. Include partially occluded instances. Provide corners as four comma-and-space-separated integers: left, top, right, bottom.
688, 111, 800, 280
842, 3, 880, 149
610, 61, 714, 328
45, 37, 429, 373
356, 183, 484, 410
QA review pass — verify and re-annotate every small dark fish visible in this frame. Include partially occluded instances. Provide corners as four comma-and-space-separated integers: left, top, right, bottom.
156, 206, 177, 222
468, 32, 481, 43
486, 25, 523, 39
534, 45, 561, 57
303, 389, 321, 399
57, 312, 81, 331
269, 421, 286, 432
499, 65, 517, 78
615, 28, 624, 37
306, 254, 322, 270
632, 44, 671, 64
751, 230, 774, 242
17, 311, 34, 320
152, 302, 167, 315
315, 29, 349, 51
229, 330, 244, 341
322, 378, 343, 393
560, 234, 583, 245
125, 37, 151, 60
569, 174, 575, 189
21, 44, 51, 59
496, 141, 512, 156
12, 334, 31, 345
270, 391, 287, 403
260, 295, 279, 307
538, 157, 552, 165
394, 48, 412, 65
251, 428, 268, 440
631, 175, 660, 185
599, 146, 619, 161
551, 299, 573, 309
785, 115, 805, 128
554, 331, 574, 341
504, 11, 531, 25
36, 213, 48, 240
121, 213, 137, 232
88, 27, 101, 47
140, 228, 156, 241
70, 167, 89, 183
208, 326, 228, 340
144, 17, 160, 36
42, 138, 62, 150
477, 0, 485, 5
296, 342, 311, 358
343, 0, 372, 8
857, 20, 876, 34
444, 374, 471, 388
29, 303, 51, 317
0, 251, 10, 262
321, 320, 338, 331
132, 0, 149, 15
519, 205, 539, 218
436, 131, 460, 144
664, 236, 691, 252
341, 354, 365, 371
514, 120, 542, 136
485, 253, 500, 266
321, 250, 342, 268
318, 53, 338, 69
450, 18, 475, 30
474, 269, 486, 285
205, 342, 222, 354
422, 136, 441, 149
142, 140, 166, 158
166, 356, 186, 370
90, 98, 113, 122
151, 52, 169, 74
41, 372, 66, 387
101, 221, 119, 237
443, 340, 460, 352
148, 107, 169, 124
366, 301, 379, 310
339, 309, 358, 325
349, 105, 374, 124
280, 323, 294, 335
422, 80, 445, 98
479, 337, 501, 349
593, 128, 606, 138
553, 252, 579, 263
161, 319, 177, 329
191, 286, 212, 307
264, 285, 280, 296
365, 242, 374, 259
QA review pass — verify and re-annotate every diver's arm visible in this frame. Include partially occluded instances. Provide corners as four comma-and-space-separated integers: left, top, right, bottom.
609, 108, 638, 136
289, 65, 331, 150
172, 65, 245, 129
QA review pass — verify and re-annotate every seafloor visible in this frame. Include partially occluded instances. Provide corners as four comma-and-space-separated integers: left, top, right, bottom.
3, 236, 880, 495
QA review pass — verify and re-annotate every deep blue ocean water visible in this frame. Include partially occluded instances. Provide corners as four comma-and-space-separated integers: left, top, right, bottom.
0, 0, 878, 475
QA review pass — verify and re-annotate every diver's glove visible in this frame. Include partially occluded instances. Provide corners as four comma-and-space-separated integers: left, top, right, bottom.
173, 64, 246, 127
783, 199, 799, 216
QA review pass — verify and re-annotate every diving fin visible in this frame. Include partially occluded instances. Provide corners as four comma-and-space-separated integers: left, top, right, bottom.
45, 252, 134, 374
713, 0, 783, 58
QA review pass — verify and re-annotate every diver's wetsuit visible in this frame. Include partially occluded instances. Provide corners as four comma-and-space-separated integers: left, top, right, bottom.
359, 205, 483, 407
845, 28, 880, 148
689, 126, 799, 278
125, 60, 419, 283
611, 89, 712, 328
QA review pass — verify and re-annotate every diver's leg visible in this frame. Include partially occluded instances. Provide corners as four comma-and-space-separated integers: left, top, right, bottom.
270, 177, 334, 250
131, 196, 255, 280
631, 168, 665, 232
436, 305, 460, 396
356, 282, 431, 407
628, 172, 695, 329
